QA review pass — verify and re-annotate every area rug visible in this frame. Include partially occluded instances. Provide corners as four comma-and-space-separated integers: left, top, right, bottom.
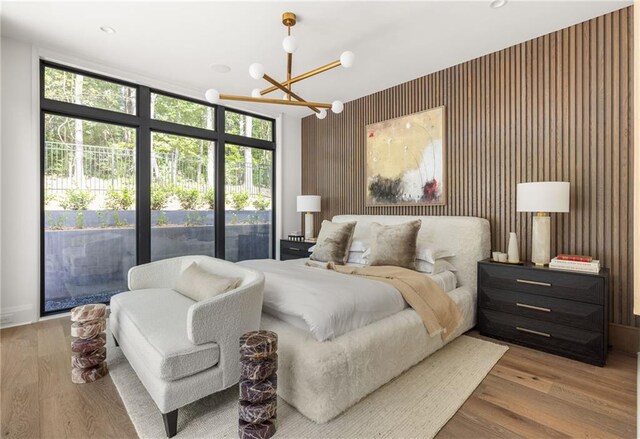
107, 333, 508, 439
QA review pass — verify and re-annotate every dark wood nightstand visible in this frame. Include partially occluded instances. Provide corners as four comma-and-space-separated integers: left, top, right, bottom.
280, 239, 315, 261
477, 260, 609, 366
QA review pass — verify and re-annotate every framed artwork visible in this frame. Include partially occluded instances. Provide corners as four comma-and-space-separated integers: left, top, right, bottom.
365, 106, 445, 206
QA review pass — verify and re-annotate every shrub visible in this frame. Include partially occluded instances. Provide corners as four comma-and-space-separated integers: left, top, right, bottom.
253, 194, 270, 211
176, 188, 201, 210
112, 211, 127, 227
105, 186, 135, 210
156, 211, 167, 226
151, 186, 172, 210
60, 186, 94, 210
47, 212, 66, 230
44, 190, 56, 206
203, 188, 215, 210
97, 211, 109, 228
74, 212, 85, 229
229, 191, 249, 211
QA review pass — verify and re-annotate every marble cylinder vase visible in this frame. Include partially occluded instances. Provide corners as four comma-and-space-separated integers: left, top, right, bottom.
70, 303, 108, 384
239, 330, 278, 439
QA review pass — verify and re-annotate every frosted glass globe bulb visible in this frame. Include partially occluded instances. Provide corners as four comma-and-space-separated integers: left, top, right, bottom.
249, 63, 265, 80
204, 89, 220, 104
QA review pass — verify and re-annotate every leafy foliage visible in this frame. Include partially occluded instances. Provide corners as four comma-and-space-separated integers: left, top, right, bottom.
105, 186, 135, 210
151, 186, 172, 210
74, 212, 85, 229
176, 188, 201, 210
203, 188, 215, 210
60, 186, 95, 210
253, 194, 270, 211
47, 213, 66, 230
229, 191, 250, 211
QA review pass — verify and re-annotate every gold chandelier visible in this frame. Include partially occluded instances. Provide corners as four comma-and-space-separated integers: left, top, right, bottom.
204, 12, 354, 119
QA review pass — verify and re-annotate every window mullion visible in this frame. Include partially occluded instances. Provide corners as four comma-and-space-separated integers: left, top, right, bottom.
136, 86, 152, 264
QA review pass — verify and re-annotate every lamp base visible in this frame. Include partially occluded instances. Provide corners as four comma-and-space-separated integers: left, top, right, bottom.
304, 212, 314, 240
531, 214, 550, 266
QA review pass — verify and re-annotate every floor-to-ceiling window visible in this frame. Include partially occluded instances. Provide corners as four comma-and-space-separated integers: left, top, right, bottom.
41, 61, 275, 315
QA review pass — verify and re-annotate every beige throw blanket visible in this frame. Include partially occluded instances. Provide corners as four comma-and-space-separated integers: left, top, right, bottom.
307, 261, 463, 341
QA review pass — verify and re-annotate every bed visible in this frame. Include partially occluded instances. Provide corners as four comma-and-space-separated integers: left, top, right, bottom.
240, 215, 490, 423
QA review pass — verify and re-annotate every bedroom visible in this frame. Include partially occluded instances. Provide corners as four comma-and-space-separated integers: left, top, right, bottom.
0, 0, 638, 438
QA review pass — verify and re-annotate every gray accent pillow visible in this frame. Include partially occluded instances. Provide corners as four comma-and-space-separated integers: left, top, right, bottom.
309, 220, 357, 264
367, 220, 422, 269
175, 262, 241, 302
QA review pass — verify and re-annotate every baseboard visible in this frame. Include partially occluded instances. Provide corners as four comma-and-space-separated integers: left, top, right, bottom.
609, 323, 640, 354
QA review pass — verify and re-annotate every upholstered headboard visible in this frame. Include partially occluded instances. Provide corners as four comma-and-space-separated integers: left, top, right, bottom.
332, 215, 491, 290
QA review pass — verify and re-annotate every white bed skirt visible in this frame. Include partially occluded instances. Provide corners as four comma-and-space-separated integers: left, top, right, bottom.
261, 284, 477, 424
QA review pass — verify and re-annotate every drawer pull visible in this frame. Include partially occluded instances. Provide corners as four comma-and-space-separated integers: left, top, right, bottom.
288, 247, 301, 251
516, 279, 552, 287
516, 326, 551, 337
516, 303, 552, 313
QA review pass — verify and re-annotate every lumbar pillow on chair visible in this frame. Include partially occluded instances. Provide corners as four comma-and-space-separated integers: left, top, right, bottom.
175, 262, 241, 301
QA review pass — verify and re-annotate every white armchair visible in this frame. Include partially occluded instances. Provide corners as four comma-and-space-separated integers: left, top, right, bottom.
109, 256, 265, 437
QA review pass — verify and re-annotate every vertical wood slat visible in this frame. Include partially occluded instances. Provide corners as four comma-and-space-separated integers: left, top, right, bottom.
300, 8, 635, 328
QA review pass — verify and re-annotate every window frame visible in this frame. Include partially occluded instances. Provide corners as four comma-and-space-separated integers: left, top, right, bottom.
39, 60, 277, 317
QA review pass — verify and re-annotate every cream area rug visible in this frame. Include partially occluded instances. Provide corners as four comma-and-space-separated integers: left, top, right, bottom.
107, 334, 508, 439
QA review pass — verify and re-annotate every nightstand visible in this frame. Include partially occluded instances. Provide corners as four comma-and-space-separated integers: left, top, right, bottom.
477, 260, 609, 366
280, 239, 315, 261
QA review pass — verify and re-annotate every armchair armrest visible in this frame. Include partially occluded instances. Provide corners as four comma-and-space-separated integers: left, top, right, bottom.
127, 257, 185, 290
187, 272, 264, 387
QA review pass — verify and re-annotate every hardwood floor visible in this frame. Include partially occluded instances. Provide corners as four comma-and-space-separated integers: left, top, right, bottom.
1, 318, 137, 439
1, 320, 636, 438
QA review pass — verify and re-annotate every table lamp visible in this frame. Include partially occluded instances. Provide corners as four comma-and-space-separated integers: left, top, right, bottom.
297, 195, 321, 240
516, 182, 570, 266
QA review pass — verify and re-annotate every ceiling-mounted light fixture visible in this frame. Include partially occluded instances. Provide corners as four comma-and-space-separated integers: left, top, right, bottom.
489, 0, 507, 8
100, 26, 116, 34
205, 12, 353, 118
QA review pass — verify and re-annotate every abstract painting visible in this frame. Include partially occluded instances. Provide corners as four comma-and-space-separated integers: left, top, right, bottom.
366, 106, 445, 206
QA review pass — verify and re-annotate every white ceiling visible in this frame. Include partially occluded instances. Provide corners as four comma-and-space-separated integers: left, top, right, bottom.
1, 0, 632, 118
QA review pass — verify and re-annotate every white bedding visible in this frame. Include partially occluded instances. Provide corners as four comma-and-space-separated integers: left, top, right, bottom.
238, 258, 458, 342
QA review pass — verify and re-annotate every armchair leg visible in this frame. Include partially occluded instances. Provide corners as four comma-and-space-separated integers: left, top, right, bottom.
162, 409, 178, 438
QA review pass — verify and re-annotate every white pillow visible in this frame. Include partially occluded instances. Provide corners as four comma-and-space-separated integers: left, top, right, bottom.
309, 240, 367, 254
174, 262, 241, 302
347, 251, 368, 265
349, 240, 368, 253
415, 242, 455, 264
415, 259, 457, 274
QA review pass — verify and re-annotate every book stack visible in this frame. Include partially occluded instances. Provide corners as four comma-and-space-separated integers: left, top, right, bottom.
549, 254, 600, 273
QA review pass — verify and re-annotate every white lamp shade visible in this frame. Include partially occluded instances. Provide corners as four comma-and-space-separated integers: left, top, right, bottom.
517, 182, 570, 213
297, 195, 321, 213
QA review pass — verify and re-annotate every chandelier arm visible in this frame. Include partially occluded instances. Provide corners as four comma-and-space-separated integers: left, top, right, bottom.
219, 94, 331, 109
262, 74, 320, 113
260, 59, 342, 95
287, 53, 292, 101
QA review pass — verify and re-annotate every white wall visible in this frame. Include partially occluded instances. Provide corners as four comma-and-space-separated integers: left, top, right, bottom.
0, 36, 303, 328
1, 37, 39, 326
279, 113, 302, 237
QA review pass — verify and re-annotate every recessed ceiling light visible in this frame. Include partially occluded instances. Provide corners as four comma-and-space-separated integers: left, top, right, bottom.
211, 64, 231, 74
100, 26, 116, 34
489, 0, 507, 8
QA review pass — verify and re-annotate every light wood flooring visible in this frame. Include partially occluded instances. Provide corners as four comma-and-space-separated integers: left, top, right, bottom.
1, 318, 636, 438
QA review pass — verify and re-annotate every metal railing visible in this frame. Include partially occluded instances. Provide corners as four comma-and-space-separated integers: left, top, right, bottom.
44, 141, 271, 197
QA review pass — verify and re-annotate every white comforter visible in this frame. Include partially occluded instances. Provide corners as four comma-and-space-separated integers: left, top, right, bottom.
239, 259, 406, 341
239, 258, 456, 342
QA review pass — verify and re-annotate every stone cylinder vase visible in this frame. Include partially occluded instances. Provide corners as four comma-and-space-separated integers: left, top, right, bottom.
239, 330, 278, 439
70, 303, 108, 384
507, 232, 520, 263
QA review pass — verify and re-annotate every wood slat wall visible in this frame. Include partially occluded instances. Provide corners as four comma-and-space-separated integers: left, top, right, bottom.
301, 7, 636, 328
